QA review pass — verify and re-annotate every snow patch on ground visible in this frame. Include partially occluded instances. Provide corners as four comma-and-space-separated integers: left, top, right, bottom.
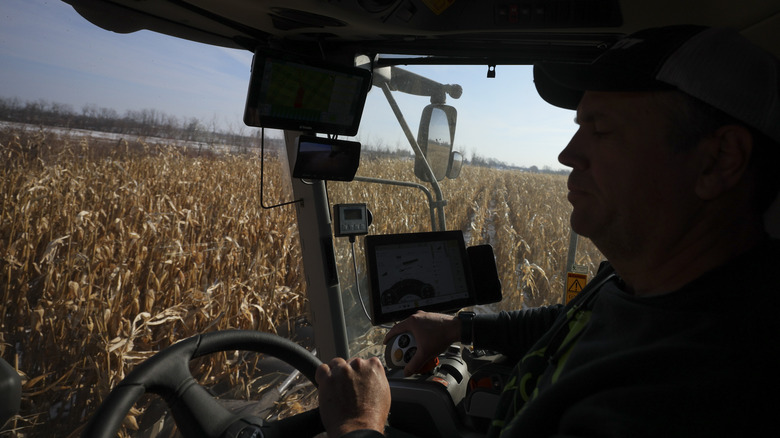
0, 121, 242, 153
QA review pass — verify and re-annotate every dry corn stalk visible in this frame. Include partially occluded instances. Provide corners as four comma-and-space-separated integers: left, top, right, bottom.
0, 127, 602, 436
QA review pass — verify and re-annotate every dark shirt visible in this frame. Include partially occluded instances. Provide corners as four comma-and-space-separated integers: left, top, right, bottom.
482, 240, 780, 437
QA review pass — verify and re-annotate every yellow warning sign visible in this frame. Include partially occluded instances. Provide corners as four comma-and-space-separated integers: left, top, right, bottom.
566, 272, 588, 304
422, 0, 455, 15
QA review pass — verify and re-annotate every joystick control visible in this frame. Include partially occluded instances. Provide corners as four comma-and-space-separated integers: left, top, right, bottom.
385, 332, 417, 368
385, 332, 438, 372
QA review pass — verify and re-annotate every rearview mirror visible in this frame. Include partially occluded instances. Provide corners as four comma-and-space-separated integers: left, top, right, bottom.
414, 104, 457, 182
448, 151, 463, 179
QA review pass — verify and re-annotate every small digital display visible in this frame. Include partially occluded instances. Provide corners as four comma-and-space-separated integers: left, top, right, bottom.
365, 231, 476, 324
244, 54, 372, 136
344, 208, 363, 220
334, 203, 369, 237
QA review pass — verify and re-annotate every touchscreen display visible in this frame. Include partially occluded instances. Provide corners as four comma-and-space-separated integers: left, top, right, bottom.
365, 231, 475, 324
244, 54, 371, 136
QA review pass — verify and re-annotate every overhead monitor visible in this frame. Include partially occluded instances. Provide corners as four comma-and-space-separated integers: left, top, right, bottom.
244, 53, 372, 136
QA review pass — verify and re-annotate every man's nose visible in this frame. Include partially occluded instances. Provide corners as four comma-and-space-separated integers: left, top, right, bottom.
558, 128, 587, 170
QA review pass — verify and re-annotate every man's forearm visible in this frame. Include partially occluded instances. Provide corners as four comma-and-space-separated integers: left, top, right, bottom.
473, 306, 564, 356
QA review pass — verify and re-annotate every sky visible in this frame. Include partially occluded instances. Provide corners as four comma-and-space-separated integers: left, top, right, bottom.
0, 0, 577, 169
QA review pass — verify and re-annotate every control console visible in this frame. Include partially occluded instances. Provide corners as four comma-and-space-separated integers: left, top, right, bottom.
382, 332, 510, 437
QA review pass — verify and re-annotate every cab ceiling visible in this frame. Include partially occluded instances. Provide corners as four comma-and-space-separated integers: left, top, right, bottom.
63, 0, 780, 62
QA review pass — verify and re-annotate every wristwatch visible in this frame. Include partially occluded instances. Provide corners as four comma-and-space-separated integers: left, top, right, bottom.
458, 311, 476, 345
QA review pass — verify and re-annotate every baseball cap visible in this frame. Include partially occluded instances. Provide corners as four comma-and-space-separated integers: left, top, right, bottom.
534, 25, 780, 143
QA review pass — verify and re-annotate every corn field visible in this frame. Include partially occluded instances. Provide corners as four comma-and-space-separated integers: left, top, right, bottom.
0, 127, 601, 436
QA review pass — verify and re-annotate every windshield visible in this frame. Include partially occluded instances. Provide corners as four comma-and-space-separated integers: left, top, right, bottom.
327, 64, 603, 356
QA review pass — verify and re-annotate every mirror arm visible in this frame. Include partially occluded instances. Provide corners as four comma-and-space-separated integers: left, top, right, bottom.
378, 66, 462, 102
379, 82, 447, 231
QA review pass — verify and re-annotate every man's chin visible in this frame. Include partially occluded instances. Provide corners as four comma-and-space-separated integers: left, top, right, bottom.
568, 210, 597, 239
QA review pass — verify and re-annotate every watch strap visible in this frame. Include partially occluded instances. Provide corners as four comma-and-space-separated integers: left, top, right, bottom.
458, 311, 476, 345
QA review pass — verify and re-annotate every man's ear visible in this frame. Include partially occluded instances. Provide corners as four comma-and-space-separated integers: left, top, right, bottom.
695, 124, 753, 200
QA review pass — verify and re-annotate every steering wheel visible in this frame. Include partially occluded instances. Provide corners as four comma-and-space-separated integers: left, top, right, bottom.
82, 330, 324, 438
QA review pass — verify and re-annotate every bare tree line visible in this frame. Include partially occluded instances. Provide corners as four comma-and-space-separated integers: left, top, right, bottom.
0, 96, 567, 173
0, 96, 261, 148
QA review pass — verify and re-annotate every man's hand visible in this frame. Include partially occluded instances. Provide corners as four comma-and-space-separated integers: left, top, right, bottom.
316, 357, 391, 437
383, 311, 460, 376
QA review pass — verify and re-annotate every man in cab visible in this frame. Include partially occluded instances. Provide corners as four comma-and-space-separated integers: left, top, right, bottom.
316, 25, 780, 438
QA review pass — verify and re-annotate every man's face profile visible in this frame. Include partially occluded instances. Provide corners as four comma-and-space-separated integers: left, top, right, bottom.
559, 91, 703, 258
